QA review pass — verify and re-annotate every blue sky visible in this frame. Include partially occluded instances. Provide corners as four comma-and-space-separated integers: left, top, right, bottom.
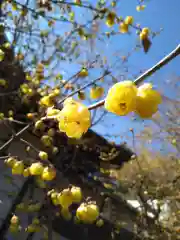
90, 0, 180, 150
5, 0, 180, 151
118, 0, 180, 78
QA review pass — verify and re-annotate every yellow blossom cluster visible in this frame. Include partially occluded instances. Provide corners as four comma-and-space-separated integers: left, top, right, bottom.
58, 98, 91, 139
48, 187, 99, 223
105, 81, 162, 118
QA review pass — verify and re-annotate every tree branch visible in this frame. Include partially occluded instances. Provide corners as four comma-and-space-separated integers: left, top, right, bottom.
0, 124, 30, 153
58, 70, 110, 106
88, 44, 180, 110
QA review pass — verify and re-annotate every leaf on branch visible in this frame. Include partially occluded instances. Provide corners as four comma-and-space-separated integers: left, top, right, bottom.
142, 38, 152, 53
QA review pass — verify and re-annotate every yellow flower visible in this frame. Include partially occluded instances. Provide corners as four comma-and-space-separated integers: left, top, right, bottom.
0, 49, 5, 61
11, 215, 19, 225
5, 157, 17, 168
57, 189, 73, 208
111, 1, 116, 7
106, 12, 116, 27
142, 28, 150, 35
51, 88, 60, 97
50, 191, 59, 206
65, 122, 84, 139
39, 95, 54, 107
135, 83, 162, 118
47, 128, 55, 137
39, 151, 48, 160
139, 32, 147, 41
136, 5, 146, 11
119, 22, 129, 33
79, 68, 88, 78
35, 120, 45, 131
46, 107, 61, 117
124, 16, 134, 25
139, 27, 150, 40
0, 79, 7, 87
136, 5, 141, 12
71, 186, 82, 203
41, 166, 56, 181
76, 203, 87, 222
96, 219, 104, 227
12, 161, 24, 175
76, 202, 99, 224
86, 203, 99, 223
61, 207, 72, 221
105, 81, 137, 116
29, 162, 44, 176
23, 168, 30, 177
58, 98, 91, 139
58, 117, 67, 133
41, 135, 53, 147
90, 86, 104, 100
63, 97, 76, 106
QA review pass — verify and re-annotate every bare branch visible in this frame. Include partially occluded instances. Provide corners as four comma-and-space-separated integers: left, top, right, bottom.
0, 124, 30, 153
88, 44, 180, 110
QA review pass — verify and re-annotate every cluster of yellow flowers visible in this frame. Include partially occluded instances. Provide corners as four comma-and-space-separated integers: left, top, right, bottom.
49, 186, 82, 207
136, 5, 146, 12
38, 81, 161, 139
78, 86, 104, 101
16, 202, 41, 212
105, 81, 162, 118
119, 16, 134, 33
58, 98, 91, 139
9, 214, 41, 233
76, 201, 100, 224
48, 186, 100, 224
5, 157, 56, 181
25, 218, 41, 233
104, 11, 151, 42
105, 11, 134, 33
34, 98, 91, 140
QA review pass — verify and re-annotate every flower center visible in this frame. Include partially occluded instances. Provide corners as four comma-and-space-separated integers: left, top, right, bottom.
119, 102, 127, 110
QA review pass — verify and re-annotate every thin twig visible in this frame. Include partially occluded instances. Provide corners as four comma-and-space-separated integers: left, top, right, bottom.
0, 124, 30, 152
20, 138, 39, 153
3, 118, 27, 125
88, 44, 180, 110
52, 0, 99, 12
58, 70, 110, 105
